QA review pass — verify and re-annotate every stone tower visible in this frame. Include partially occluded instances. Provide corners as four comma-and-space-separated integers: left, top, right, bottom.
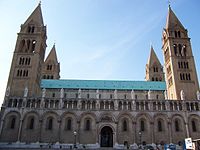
5, 4, 47, 98
42, 44, 60, 79
145, 46, 164, 82
162, 6, 199, 100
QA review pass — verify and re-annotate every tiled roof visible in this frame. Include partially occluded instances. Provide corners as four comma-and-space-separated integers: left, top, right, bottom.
41, 79, 166, 91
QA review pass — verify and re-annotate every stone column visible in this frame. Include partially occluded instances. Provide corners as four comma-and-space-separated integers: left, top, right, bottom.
38, 119, 43, 142
17, 119, 23, 142
58, 119, 61, 143
77, 121, 80, 144
185, 122, 190, 138
0, 119, 4, 138
133, 122, 136, 144
151, 122, 155, 144
168, 122, 172, 143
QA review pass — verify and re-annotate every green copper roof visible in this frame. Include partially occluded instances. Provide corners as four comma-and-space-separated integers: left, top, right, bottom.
41, 79, 166, 91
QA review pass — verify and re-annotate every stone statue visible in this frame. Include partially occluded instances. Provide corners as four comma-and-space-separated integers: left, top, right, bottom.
5, 86, 10, 97
96, 89, 99, 99
60, 88, 64, 98
197, 91, 200, 100
164, 90, 168, 100
180, 90, 185, 100
131, 90, 135, 99
148, 90, 152, 99
78, 89, 81, 98
114, 89, 117, 99
24, 86, 28, 97
42, 88, 46, 98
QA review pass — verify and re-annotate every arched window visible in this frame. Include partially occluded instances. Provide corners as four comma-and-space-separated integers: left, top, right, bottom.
124, 94, 127, 99
46, 117, 53, 130
10, 117, 16, 129
87, 94, 90, 99
27, 40, 31, 50
174, 31, 177, 38
31, 40, 36, 52
152, 77, 154, 81
135, 95, 137, 100
178, 44, 182, 56
123, 120, 128, 131
173, 44, 177, 56
175, 119, 180, 132
118, 101, 122, 110
192, 120, 197, 132
28, 26, 32, 33
140, 120, 145, 131
66, 118, 72, 130
31, 26, 35, 33
85, 119, 91, 131
27, 117, 34, 129
158, 120, 162, 132
178, 31, 181, 38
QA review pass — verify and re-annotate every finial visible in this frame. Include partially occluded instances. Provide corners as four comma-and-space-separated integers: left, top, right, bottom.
39, 1, 41, 5
168, 0, 171, 8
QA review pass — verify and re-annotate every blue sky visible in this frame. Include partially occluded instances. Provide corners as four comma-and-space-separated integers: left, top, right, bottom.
0, 0, 199, 103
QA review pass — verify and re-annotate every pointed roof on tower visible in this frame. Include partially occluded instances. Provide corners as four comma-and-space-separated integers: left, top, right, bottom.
147, 46, 161, 67
45, 44, 58, 63
166, 6, 185, 30
24, 3, 44, 26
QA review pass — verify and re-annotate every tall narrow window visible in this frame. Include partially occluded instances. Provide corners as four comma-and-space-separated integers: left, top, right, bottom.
123, 120, 128, 131
135, 95, 137, 100
175, 120, 180, 132
124, 94, 127, 99
10, 117, 16, 129
140, 120, 145, 131
174, 31, 177, 38
66, 118, 72, 130
46, 117, 53, 130
174, 44, 177, 56
31, 40, 36, 52
27, 117, 34, 129
178, 44, 182, 56
192, 120, 197, 132
52, 93, 55, 98
178, 31, 181, 38
158, 120, 162, 132
85, 119, 91, 131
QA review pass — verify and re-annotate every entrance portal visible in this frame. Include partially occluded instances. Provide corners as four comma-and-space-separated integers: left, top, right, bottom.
100, 126, 113, 147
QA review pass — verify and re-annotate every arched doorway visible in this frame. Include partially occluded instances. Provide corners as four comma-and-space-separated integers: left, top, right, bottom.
100, 126, 113, 147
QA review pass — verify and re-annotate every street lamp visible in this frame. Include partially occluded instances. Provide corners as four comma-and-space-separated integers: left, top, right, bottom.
138, 131, 142, 148
74, 130, 77, 149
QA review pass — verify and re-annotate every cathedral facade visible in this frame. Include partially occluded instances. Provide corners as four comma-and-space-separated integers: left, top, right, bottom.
0, 3, 200, 149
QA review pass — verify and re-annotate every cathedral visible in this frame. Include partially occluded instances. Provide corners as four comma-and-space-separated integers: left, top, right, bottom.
0, 3, 200, 149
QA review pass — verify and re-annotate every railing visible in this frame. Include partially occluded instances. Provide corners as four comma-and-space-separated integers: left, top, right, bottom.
4, 97, 200, 112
